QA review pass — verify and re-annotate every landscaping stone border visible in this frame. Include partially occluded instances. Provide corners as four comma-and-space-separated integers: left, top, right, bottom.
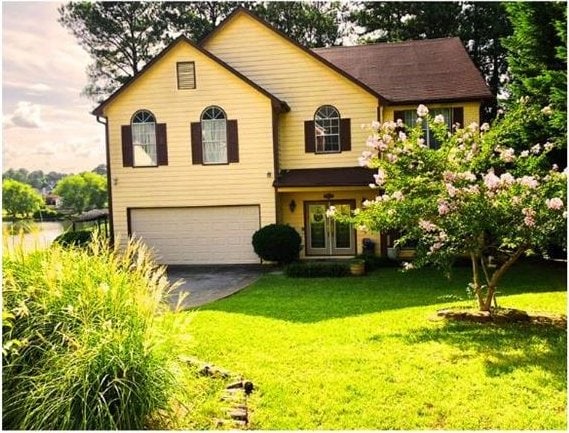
179, 355, 254, 429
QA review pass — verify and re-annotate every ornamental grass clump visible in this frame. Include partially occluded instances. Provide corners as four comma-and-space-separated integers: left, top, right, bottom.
2, 234, 178, 430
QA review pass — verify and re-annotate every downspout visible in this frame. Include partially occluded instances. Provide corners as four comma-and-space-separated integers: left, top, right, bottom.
96, 115, 114, 246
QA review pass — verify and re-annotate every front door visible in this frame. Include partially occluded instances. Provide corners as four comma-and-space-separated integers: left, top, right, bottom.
305, 201, 356, 256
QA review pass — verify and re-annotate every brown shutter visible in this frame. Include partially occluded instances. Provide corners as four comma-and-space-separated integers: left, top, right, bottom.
191, 122, 203, 165
340, 118, 351, 151
121, 125, 133, 167
304, 120, 315, 153
452, 107, 464, 128
227, 120, 239, 163
156, 123, 168, 166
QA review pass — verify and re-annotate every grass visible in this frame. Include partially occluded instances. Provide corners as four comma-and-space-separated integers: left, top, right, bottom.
178, 260, 566, 430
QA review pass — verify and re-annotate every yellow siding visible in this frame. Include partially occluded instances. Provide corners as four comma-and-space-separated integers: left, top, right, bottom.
278, 188, 381, 257
203, 12, 378, 170
103, 41, 276, 242
383, 101, 481, 125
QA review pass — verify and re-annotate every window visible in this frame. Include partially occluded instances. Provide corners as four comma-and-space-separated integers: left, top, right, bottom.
398, 108, 453, 149
201, 106, 227, 164
131, 110, 157, 166
177, 62, 196, 89
314, 105, 340, 153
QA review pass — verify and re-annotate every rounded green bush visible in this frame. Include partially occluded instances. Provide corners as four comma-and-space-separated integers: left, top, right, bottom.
252, 224, 301, 264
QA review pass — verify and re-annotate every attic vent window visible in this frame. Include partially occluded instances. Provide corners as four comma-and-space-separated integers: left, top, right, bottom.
177, 61, 196, 89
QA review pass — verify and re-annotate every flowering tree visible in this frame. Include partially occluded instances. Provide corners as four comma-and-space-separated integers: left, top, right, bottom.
333, 104, 566, 311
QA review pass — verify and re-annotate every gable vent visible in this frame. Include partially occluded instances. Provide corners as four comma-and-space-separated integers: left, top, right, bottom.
177, 61, 196, 90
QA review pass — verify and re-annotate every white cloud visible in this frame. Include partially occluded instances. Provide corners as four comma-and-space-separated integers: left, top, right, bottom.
4, 101, 44, 129
2, 2, 105, 173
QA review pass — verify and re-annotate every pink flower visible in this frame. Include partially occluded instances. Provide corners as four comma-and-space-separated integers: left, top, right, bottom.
544, 141, 554, 151
459, 171, 476, 182
500, 172, 515, 186
371, 120, 381, 130
378, 140, 389, 152
419, 219, 438, 232
326, 206, 337, 217
499, 148, 516, 163
373, 169, 386, 186
398, 131, 407, 141
438, 201, 450, 215
531, 144, 541, 154
483, 170, 501, 191
402, 262, 414, 271
520, 150, 529, 157
417, 104, 429, 117
430, 242, 444, 253
518, 176, 539, 189
546, 198, 564, 210
512, 196, 522, 205
366, 136, 379, 148
417, 138, 426, 147
445, 183, 458, 197
522, 208, 536, 227
433, 114, 445, 124
480, 123, 490, 132
392, 191, 404, 201
541, 105, 553, 116
443, 171, 457, 182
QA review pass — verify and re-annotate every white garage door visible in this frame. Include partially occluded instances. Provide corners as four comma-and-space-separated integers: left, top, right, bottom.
130, 206, 260, 265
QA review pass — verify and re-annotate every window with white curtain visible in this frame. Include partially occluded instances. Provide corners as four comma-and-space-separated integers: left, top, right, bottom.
131, 110, 157, 166
201, 106, 227, 164
314, 105, 340, 153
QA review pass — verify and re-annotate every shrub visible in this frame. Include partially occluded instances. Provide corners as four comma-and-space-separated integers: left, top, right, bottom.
285, 261, 351, 278
252, 224, 301, 264
356, 254, 399, 271
2, 235, 176, 429
53, 229, 93, 247
33, 207, 64, 221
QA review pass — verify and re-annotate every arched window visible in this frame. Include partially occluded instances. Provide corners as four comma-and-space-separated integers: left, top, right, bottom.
131, 110, 157, 166
314, 105, 340, 153
201, 106, 227, 164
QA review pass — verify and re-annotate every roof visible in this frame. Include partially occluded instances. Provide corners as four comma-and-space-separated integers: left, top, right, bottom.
275, 167, 376, 188
92, 35, 289, 117
199, 7, 388, 103
72, 208, 109, 222
313, 38, 493, 104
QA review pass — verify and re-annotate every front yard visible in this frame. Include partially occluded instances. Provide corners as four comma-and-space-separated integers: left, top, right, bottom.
179, 261, 566, 429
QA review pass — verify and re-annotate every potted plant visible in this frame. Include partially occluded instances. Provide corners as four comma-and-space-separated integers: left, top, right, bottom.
350, 258, 365, 276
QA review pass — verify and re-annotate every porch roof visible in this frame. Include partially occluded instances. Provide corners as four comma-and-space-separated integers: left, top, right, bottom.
275, 167, 375, 188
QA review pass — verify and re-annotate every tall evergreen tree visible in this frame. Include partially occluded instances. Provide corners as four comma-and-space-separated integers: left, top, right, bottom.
501, 1, 567, 153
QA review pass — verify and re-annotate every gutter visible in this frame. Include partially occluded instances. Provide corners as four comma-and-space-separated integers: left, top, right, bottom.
96, 115, 114, 245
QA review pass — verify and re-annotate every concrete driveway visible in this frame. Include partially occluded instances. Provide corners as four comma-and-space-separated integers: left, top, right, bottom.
165, 265, 265, 309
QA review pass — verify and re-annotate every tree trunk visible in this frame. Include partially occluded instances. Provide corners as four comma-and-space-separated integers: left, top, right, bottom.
470, 253, 486, 310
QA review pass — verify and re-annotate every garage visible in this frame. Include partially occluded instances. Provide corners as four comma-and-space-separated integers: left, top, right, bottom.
129, 206, 261, 265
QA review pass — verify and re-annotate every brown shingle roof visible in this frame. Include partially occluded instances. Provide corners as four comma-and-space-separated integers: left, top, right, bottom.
313, 38, 493, 104
275, 167, 376, 188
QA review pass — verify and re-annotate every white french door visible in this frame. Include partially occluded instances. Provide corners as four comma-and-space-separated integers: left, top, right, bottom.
305, 201, 355, 256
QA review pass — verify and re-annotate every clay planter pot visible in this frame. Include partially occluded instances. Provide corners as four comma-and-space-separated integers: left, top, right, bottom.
350, 260, 365, 276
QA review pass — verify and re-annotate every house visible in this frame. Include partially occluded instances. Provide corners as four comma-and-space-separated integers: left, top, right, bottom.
92, 7, 492, 265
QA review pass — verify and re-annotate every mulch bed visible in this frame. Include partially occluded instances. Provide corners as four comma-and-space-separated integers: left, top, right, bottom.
432, 308, 567, 329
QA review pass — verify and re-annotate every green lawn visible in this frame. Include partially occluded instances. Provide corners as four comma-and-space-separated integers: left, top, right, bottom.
177, 261, 566, 430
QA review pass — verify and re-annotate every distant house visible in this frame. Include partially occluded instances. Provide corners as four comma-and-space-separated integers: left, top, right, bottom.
92, 7, 492, 265
44, 193, 61, 208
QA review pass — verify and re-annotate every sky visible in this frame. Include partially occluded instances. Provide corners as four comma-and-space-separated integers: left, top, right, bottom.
2, 1, 106, 174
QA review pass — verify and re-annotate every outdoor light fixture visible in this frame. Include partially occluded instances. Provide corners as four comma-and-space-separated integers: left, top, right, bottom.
323, 193, 334, 200
289, 199, 297, 213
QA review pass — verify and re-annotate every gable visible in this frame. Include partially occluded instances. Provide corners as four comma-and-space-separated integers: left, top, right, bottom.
201, 9, 383, 103
92, 36, 288, 117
